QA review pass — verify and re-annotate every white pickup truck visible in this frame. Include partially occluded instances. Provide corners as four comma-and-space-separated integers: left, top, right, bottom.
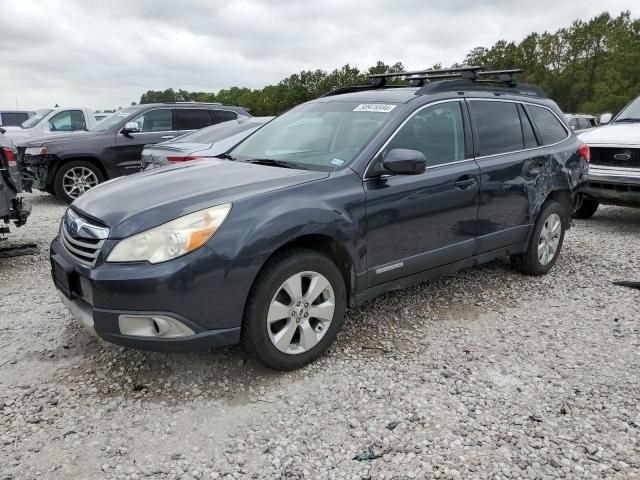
2, 107, 97, 145
576, 95, 640, 218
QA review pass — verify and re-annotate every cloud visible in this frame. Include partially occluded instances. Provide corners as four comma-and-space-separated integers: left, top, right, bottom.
0, 0, 636, 109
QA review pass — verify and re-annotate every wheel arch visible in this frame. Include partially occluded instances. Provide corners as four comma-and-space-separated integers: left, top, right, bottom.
248, 234, 357, 308
542, 189, 574, 228
48, 156, 109, 187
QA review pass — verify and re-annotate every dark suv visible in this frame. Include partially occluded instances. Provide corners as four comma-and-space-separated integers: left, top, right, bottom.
19, 103, 250, 202
50, 67, 589, 370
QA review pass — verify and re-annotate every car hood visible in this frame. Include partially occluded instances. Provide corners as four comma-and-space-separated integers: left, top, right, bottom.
579, 123, 640, 146
72, 158, 329, 238
18, 130, 101, 147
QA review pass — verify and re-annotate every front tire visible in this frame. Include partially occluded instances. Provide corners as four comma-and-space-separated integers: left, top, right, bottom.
573, 197, 599, 219
241, 248, 347, 371
53, 160, 104, 203
511, 200, 566, 276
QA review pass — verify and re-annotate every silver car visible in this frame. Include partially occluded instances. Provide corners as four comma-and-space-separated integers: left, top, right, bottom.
142, 116, 273, 169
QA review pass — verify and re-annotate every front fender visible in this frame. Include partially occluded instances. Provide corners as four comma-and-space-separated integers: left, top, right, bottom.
207, 171, 367, 274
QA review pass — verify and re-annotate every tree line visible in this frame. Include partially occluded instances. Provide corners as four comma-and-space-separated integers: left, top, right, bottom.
139, 11, 640, 116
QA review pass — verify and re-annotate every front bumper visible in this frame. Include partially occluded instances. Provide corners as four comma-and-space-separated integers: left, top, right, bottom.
50, 236, 258, 352
584, 165, 640, 205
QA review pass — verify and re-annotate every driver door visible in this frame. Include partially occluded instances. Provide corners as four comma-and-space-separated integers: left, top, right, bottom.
113, 108, 178, 175
364, 100, 480, 287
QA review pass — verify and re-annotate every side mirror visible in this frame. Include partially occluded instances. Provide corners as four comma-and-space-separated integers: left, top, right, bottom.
570, 125, 576, 131
599, 113, 613, 125
381, 149, 426, 175
122, 122, 140, 134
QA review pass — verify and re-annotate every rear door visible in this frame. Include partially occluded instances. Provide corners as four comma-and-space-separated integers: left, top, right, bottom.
113, 108, 179, 175
364, 100, 480, 287
176, 109, 216, 136
469, 99, 544, 252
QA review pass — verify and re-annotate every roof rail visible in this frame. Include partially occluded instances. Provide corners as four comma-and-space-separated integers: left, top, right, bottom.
323, 66, 545, 99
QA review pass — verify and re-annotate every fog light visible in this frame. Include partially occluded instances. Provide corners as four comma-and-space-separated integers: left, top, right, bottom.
118, 315, 195, 338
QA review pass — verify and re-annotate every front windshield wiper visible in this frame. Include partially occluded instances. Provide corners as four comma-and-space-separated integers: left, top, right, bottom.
216, 153, 237, 161
245, 158, 305, 169
614, 118, 640, 123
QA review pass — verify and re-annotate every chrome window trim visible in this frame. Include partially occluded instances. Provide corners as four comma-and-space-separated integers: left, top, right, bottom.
468, 98, 571, 161
363, 99, 467, 179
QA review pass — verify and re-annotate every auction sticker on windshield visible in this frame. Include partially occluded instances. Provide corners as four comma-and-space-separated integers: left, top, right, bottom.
353, 104, 397, 113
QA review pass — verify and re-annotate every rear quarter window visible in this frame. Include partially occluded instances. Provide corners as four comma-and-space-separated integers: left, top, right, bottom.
528, 106, 568, 145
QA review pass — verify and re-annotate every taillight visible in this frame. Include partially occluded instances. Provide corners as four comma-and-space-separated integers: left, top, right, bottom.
167, 156, 209, 163
1, 147, 17, 167
578, 144, 590, 162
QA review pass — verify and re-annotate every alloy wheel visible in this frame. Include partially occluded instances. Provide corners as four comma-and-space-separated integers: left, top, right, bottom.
62, 166, 99, 199
267, 271, 335, 354
538, 213, 562, 266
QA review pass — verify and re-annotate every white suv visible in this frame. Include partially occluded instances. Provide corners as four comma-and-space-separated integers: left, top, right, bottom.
576, 95, 640, 218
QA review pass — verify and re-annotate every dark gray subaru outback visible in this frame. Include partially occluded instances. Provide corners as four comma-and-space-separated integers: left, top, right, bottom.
51, 67, 589, 370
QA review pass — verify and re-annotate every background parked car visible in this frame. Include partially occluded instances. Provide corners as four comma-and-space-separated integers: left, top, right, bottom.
0, 133, 30, 235
565, 113, 599, 134
3, 107, 96, 144
0, 110, 35, 127
142, 116, 272, 169
575, 93, 640, 218
18, 102, 250, 202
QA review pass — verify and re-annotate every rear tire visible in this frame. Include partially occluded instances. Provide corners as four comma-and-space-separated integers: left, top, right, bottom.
573, 197, 599, 219
54, 160, 104, 203
241, 248, 347, 371
511, 201, 566, 276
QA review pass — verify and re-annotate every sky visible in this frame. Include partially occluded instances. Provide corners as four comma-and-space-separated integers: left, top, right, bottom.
0, 0, 637, 110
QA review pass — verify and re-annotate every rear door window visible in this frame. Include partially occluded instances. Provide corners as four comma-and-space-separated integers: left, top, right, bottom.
176, 109, 214, 131
528, 106, 568, 145
471, 101, 523, 156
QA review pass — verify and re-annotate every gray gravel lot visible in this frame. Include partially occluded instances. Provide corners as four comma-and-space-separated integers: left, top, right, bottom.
1, 192, 639, 480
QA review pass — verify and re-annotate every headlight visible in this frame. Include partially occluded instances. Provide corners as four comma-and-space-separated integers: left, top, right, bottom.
25, 147, 47, 156
107, 204, 231, 263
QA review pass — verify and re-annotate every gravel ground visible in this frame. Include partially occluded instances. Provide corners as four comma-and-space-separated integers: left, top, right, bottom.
1, 192, 639, 480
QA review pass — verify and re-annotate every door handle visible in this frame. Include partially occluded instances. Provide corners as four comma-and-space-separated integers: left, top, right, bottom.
454, 176, 477, 190
161, 135, 175, 139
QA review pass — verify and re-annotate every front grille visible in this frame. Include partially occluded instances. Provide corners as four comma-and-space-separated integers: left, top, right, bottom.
590, 147, 640, 168
60, 210, 108, 267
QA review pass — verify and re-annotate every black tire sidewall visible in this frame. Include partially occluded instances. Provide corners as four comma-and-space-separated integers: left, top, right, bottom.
573, 197, 599, 219
54, 161, 104, 203
528, 201, 566, 275
243, 251, 347, 371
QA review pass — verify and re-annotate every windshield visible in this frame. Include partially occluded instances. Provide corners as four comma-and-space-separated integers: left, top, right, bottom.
176, 119, 266, 144
230, 102, 395, 170
21, 109, 53, 129
91, 108, 138, 131
616, 96, 640, 122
